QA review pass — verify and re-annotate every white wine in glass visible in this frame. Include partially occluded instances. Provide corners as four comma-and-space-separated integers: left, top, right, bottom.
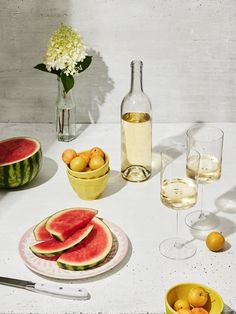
185, 126, 224, 230
187, 154, 222, 184
161, 178, 198, 210
159, 148, 200, 260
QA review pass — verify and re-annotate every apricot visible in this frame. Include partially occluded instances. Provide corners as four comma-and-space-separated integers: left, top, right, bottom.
62, 149, 77, 165
206, 231, 225, 252
191, 307, 208, 314
79, 151, 91, 165
174, 299, 190, 311
89, 155, 105, 170
70, 156, 87, 172
188, 287, 208, 307
90, 147, 105, 159
177, 309, 192, 314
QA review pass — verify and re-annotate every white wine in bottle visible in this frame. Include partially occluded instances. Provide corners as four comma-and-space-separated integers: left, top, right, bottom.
121, 61, 152, 182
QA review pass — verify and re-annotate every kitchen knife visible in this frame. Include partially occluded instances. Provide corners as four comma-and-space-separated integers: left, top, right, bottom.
0, 277, 90, 300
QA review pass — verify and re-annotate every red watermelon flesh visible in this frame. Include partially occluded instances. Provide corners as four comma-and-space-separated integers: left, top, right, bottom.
0, 138, 38, 165
33, 253, 59, 261
30, 224, 94, 256
57, 218, 113, 270
33, 218, 53, 241
45, 208, 97, 241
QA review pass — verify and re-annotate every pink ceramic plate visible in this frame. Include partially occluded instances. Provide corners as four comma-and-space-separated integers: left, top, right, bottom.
19, 220, 129, 280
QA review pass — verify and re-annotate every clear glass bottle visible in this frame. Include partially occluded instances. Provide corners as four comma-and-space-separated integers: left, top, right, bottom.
121, 60, 152, 182
56, 77, 76, 142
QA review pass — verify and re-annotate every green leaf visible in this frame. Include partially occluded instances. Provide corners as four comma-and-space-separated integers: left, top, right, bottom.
34, 63, 61, 76
75, 56, 92, 73
60, 73, 74, 93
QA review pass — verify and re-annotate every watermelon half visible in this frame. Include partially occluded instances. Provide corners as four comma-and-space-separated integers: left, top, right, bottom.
30, 224, 94, 257
57, 217, 113, 271
0, 137, 42, 188
45, 207, 98, 241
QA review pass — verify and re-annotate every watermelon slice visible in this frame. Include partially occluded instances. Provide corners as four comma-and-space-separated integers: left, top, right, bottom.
57, 217, 113, 270
30, 224, 94, 257
45, 208, 97, 241
0, 137, 42, 188
33, 217, 53, 241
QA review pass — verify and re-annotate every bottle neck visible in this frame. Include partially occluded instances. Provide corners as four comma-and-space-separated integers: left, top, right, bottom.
130, 60, 143, 93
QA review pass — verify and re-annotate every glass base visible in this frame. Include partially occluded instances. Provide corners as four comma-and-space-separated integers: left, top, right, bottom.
57, 133, 76, 142
185, 210, 219, 231
121, 165, 151, 182
159, 237, 196, 260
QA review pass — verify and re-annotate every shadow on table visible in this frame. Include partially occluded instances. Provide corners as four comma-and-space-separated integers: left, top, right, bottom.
223, 304, 236, 314
189, 216, 236, 248
76, 124, 89, 137
214, 186, 236, 214
100, 170, 127, 198
0, 190, 7, 204
0, 157, 58, 193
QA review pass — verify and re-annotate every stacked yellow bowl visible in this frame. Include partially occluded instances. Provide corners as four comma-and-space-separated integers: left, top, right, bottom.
66, 150, 110, 200
165, 282, 224, 314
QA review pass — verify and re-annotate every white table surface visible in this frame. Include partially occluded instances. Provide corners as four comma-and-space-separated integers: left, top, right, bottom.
0, 122, 235, 314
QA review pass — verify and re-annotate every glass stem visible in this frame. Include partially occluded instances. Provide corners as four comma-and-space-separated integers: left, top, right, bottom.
199, 184, 204, 219
174, 210, 183, 248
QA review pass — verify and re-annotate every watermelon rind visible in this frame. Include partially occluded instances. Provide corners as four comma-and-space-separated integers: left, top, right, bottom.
57, 217, 113, 271
0, 137, 42, 189
45, 207, 98, 241
33, 217, 53, 241
30, 224, 94, 257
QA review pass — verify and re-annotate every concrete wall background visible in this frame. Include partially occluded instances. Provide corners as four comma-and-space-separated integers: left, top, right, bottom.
0, 0, 235, 123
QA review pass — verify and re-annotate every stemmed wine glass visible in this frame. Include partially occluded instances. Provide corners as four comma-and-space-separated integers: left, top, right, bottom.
185, 126, 224, 231
159, 147, 200, 260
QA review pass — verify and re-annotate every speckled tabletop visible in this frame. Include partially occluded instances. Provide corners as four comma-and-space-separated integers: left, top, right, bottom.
0, 123, 235, 314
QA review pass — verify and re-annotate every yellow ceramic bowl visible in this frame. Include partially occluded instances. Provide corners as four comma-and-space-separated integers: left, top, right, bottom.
67, 151, 109, 179
67, 168, 110, 200
165, 283, 224, 314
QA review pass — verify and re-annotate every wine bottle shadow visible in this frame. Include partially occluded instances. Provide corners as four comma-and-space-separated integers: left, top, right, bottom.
152, 121, 206, 178
214, 185, 236, 214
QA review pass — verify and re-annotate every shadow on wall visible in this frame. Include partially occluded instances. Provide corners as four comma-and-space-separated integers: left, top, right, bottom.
1, 2, 115, 125
74, 48, 115, 128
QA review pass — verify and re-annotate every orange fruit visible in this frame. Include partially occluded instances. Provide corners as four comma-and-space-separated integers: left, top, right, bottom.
191, 307, 208, 314
79, 151, 91, 165
90, 147, 105, 159
62, 149, 77, 165
89, 155, 105, 170
206, 231, 225, 252
70, 156, 87, 172
174, 299, 190, 311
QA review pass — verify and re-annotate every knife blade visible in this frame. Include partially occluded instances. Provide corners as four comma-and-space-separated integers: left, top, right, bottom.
0, 277, 90, 300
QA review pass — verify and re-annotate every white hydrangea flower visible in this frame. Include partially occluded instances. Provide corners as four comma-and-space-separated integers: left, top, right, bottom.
44, 24, 87, 76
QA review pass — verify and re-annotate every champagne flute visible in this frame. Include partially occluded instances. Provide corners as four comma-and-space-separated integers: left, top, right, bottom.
185, 126, 224, 230
159, 147, 200, 260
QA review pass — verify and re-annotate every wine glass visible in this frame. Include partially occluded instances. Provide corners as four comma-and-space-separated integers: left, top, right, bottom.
159, 147, 200, 260
185, 126, 224, 230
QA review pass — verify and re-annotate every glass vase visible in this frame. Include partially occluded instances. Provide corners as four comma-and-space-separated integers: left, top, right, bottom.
56, 77, 76, 142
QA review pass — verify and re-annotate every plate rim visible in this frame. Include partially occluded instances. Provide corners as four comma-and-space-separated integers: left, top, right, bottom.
18, 219, 129, 280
